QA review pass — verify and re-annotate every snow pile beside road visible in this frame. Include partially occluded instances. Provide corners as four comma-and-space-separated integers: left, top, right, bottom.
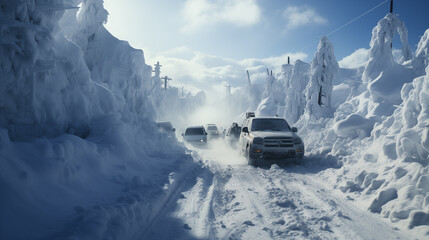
0, 0, 112, 140
365, 65, 429, 227
0, 1, 201, 239
293, 14, 429, 236
248, 12, 429, 237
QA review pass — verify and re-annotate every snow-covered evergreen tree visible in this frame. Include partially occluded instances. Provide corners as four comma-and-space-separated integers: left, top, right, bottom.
304, 36, 338, 119
363, 13, 412, 83
284, 60, 310, 123
412, 29, 429, 76
362, 13, 416, 117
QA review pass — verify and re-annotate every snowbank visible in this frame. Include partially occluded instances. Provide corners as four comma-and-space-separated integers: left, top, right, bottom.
0, 1, 202, 239
0, 0, 113, 140
250, 12, 429, 238
333, 114, 375, 139
293, 14, 429, 237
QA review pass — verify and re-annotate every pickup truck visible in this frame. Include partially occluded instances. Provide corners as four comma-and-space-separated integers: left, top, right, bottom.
238, 116, 304, 165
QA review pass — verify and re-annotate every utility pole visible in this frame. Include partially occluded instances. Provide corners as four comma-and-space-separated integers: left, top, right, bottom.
162, 76, 172, 92
153, 61, 162, 79
225, 85, 231, 96
390, 0, 394, 48
288, 56, 290, 65
246, 70, 252, 86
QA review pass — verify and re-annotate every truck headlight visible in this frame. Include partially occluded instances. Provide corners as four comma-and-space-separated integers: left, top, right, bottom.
253, 137, 263, 145
293, 137, 302, 144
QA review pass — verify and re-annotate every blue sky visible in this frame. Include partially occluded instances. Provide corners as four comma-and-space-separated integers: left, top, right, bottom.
103, 0, 429, 100
104, 0, 428, 60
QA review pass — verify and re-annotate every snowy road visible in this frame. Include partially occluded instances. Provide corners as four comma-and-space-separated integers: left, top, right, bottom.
145, 140, 411, 240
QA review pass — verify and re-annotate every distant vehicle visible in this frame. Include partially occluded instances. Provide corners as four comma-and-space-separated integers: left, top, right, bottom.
225, 122, 241, 145
205, 124, 220, 138
245, 112, 255, 118
182, 126, 208, 145
157, 121, 176, 138
238, 116, 304, 166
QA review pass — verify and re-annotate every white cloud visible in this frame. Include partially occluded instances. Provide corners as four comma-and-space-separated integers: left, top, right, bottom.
148, 47, 308, 102
339, 48, 369, 69
282, 6, 327, 31
182, 0, 261, 32
339, 48, 404, 69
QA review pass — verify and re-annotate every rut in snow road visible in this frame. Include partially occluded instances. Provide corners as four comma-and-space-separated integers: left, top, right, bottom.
146, 140, 410, 240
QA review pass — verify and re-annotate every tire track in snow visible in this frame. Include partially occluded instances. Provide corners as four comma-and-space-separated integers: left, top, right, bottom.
151, 141, 413, 239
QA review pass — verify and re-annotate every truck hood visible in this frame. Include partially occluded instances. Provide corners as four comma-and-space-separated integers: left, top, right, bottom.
250, 131, 294, 138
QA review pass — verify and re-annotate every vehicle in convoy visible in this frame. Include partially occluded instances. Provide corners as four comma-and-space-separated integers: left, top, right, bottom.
182, 126, 208, 145
205, 124, 220, 138
225, 122, 241, 145
238, 114, 304, 165
156, 121, 176, 138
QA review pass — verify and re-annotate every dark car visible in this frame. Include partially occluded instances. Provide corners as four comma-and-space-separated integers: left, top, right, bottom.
157, 121, 176, 138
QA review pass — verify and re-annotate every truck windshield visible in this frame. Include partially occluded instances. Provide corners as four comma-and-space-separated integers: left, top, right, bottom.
185, 128, 204, 135
251, 119, 291, 132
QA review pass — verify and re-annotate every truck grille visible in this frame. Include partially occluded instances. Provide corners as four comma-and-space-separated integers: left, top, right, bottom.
264, 137, 293, 148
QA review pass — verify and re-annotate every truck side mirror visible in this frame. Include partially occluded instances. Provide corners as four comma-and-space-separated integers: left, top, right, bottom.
181, 133, 184, 136
242, 127, 249, 133
292, 127, 298, 132
172, 128, 176, 132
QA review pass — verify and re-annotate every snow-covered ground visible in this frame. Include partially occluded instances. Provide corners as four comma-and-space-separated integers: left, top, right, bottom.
145, 140, 412, 240
1, 0, 428, 240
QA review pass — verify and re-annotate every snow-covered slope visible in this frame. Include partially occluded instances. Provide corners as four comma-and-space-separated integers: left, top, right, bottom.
0, 1, 199, 240
289, 14, 429, 237
247, 12, 429, 238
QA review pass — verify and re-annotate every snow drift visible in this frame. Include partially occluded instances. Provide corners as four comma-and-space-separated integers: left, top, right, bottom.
0, 1, 200, 240
249, 12, 429, 237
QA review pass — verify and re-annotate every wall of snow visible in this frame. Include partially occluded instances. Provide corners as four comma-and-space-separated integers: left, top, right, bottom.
0, 1, 201, 240
0, 0, 114, 140
281, 13, 429, 236
67, 0, 156, 124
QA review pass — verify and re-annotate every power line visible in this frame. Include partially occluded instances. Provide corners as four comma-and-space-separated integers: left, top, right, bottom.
325, 0, 389, 37
298, 0, 389, 52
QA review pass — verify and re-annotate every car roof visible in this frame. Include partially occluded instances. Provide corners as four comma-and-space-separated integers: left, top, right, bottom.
186, 126, 204, 129
250, 117, 285, 120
